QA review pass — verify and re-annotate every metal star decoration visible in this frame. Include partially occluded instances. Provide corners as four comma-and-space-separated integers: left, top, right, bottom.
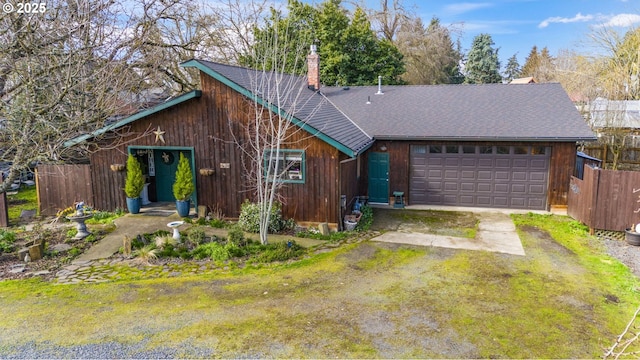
153, 126, 165, 143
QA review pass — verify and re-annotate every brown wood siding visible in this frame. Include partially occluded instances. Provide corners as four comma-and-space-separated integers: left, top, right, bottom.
362, 140, 576, 208
89, 72, 343, 224
339, 156, 360, 218
568, 166, 640, 231
36, 164, 94, 216
547, 142, 576, 207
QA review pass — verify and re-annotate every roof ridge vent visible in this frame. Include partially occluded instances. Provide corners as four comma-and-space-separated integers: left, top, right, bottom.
376, 75, 384, 95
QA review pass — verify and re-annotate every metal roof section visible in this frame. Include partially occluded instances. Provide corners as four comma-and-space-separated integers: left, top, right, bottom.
590, 98, 640, 129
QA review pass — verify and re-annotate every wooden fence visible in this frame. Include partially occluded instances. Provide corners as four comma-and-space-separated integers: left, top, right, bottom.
36, 164, 93, 216
568, 165, 640, 231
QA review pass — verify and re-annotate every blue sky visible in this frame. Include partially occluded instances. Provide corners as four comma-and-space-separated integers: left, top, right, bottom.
405, 0, 640, 65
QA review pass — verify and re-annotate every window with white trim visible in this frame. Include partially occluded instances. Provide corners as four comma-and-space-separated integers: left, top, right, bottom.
263, 149, 305, 183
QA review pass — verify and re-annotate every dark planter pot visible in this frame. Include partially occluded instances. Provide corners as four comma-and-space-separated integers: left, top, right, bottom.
625, 229, 640, 246
126, 197, 141, 214
176, 199, 191, 217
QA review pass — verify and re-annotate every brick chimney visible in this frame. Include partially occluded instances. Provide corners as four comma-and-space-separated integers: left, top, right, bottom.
307, 44, 320, 91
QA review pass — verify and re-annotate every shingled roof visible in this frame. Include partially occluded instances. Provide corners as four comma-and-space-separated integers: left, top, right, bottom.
181, 60, 374, 157
66, 60, 594, 152
321, 83, 595, 142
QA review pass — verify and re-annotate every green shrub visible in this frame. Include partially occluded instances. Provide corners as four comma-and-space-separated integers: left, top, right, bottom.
210, 218, 227, 228
252, 241, 304, 263
238, 200, 289, 233
227, 225, 245, 246
355, 205, 373, 231
173, 153, 194, 201
124, 154, 144, 198
192, 242, 228, 261
187, 227, 206, 245
296, 229, 353, 242
0, 229, 16, 253
66, 228, 78, 238
86, 210, 123, 225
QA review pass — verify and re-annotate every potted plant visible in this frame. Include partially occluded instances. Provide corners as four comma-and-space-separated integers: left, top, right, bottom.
173, 152, 195, 217
625, 224, 640, 246
124, 154, 144, 214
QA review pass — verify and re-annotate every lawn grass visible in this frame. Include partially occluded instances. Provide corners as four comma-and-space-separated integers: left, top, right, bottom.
0, 213, 638, 358
6, 186, 37, 224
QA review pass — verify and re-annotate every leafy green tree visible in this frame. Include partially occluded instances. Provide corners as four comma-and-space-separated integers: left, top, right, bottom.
503, 53, 521, 82
464, 33, 501, 84
244, 0, 405, 86
332, 7, 405, 85
240, 0, 316, 74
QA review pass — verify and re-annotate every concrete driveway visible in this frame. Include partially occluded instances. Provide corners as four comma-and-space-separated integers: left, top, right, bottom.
370, 207, 527, 256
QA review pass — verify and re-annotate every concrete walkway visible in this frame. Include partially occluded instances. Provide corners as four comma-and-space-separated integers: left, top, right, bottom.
73, 210, 183, 263
371, 211, 526, 256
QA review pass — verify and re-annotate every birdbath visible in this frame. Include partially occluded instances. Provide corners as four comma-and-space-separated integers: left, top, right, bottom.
167, 221, 184, 241
66, 214, 93, 240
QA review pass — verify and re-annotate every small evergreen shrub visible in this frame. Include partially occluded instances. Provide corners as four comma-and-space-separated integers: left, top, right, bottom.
172, 153, 194, 201
227, 225, 245, 246
187, 227, 206, 245
124, 154, 144, 198
237, 200, 288, 233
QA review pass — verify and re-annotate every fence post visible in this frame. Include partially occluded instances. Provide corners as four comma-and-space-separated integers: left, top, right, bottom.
587, 167, 601, 234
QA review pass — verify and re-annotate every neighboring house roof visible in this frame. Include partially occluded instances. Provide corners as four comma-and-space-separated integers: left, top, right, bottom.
64, 90, 202, 147
510, 77, 536, 84
589, 98, 640, 129
181, 59, 373, 157
321, 83, 595, 142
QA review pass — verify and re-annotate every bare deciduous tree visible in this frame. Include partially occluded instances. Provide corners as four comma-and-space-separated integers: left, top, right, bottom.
0, 0, 210, 193
232, 25, 321, 244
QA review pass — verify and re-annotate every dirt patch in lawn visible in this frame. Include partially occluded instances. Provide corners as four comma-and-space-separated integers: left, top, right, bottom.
371, 208, 479, 238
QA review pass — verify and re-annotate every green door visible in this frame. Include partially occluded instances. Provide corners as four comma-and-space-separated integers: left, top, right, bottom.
368, 152, 389, 203
154, 150, 193, 202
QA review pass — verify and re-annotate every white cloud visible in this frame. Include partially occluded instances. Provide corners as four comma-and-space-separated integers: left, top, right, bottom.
538, 12, 594, 28
444, 2, 493, 15
600, 13, 640, 27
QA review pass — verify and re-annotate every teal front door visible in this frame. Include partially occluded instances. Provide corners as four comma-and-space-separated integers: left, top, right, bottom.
368, 152, 389, 203
154, 149, 193, 202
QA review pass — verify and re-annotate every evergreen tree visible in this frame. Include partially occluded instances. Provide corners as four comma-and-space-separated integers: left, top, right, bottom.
243, 0, 405, 86
521, 45, 540, 78
464, 33, 501, 84
503, 53, 521, 82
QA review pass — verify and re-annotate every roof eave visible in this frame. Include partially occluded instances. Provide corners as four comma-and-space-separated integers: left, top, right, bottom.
64, 90, 202, 147
372, 135, 598, 142
181, 59, 369, 157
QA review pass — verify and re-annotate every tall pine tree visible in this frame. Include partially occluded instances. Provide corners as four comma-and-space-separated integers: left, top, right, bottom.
464, 33, 501, 84
503, 53, 521, 82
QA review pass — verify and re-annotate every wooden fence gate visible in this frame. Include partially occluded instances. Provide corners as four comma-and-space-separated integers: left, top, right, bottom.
36, 164, 93, 216
568, 165, 640, 232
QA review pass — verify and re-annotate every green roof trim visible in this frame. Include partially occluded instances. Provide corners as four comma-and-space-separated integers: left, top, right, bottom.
64, 90, 202, 147
180, 60, 359, 157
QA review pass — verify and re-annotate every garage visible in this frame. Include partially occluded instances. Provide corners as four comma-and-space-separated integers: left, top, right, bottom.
409, 144, 550, 210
